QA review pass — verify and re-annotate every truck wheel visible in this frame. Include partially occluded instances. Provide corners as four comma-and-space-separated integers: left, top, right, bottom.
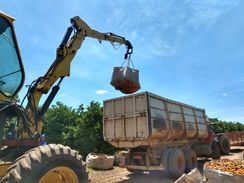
219, 135, 230, 155
168, 149, 185, 178
161, 148, 173, 175
212, 143, 221, 159
0, 144, 88, 183
184, 150, 197, 173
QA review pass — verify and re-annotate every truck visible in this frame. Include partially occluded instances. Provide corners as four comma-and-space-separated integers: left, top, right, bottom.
225, 131, 244, 146
103, 92, 225, 178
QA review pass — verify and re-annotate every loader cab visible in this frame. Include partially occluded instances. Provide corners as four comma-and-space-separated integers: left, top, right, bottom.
0, 11, 25, 101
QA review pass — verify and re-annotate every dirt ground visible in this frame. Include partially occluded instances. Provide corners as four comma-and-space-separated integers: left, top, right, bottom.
88, 146, 244, 183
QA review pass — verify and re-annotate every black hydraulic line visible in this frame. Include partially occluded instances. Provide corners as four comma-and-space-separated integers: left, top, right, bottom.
124, 40, 133, 59
38, 85, 60, 118
125, 40, 133, 53
60, 26, 74, 46
38, 77, 64, 118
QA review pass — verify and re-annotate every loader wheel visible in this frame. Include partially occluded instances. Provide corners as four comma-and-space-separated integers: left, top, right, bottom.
219, 135, 230, 155
164, 149, 185, 178
0, 144, 88, 183
184, 149, 197, 173
212, 143, 221, 159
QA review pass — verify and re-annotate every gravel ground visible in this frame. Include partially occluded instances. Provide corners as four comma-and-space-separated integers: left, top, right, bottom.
88, 146, 244, 183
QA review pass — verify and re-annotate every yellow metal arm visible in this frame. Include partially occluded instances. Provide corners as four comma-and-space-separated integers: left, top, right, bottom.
72, 17, 132, 47
25, 16, 133, 136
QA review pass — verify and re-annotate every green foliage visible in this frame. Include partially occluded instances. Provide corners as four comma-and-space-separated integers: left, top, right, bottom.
208, 118, 244, 133
42, 102, 78, 145
43, 101, 116, 159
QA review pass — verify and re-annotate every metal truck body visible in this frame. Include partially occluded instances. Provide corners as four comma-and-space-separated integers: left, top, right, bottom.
104, 92, 209, 147
103, 92, 220, 177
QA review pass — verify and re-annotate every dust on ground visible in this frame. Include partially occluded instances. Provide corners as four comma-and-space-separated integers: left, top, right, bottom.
88, 146, 244, 183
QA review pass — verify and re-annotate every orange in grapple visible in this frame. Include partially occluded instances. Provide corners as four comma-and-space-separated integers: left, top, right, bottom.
110, 67, 140, 94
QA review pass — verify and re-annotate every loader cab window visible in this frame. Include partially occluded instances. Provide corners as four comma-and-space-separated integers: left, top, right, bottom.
0, 16, 24, 98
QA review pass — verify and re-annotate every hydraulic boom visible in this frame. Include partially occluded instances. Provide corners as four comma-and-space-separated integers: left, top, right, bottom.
24, 16, 133, 138
0, 12, 135, 182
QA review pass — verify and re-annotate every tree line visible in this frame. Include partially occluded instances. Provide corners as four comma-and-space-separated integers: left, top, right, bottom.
208, 118, 244, 133
43, 102, 244, 158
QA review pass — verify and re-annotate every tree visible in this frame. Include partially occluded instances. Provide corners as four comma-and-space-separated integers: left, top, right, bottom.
42, 102, 78, 146
236, 122, 244, 131
73, 101, 116, 158
43, 101, 116, 159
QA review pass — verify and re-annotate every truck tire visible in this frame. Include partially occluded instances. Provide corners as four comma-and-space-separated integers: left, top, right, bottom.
219, 135, 230, 155
212, 143, 221, 159
168, 149, 185, 178
0, 144, 88, 183
184, 149, 197, 173
161, 148, 173, 175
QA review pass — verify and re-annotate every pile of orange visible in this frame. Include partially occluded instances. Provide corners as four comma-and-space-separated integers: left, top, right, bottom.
205, 159, 244, 176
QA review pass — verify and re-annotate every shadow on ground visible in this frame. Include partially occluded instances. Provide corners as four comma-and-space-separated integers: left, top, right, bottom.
120, 170, 176, 183
120, 159, 210, 183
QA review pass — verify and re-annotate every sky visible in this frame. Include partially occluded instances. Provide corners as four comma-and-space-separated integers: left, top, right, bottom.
1, 0, 244, 122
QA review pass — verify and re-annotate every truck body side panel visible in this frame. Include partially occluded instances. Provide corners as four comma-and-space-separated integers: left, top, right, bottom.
103, 93, 149, 147
103, 92, 209, 148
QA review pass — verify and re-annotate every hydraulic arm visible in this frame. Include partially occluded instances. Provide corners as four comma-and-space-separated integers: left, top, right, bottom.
0, 12, 134, 182
24, 16, 133, 137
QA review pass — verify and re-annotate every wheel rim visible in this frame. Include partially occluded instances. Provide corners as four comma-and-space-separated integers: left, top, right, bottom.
39, 166, 79, 183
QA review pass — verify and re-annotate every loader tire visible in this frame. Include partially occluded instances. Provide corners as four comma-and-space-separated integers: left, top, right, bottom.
184, 149, 197, 173
0, 144, 88, 183
164, 149, 185, 178
219, 135, 230, 155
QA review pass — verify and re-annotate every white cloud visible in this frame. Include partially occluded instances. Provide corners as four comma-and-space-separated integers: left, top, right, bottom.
150, 44, 176, 57
233, 88, 244, 93
103, 0, 239, 60
187, 0, 239, 29
130, 31, 137, 40
89, 45, 104, 55
209, 107, 244, 122
210, 107, 244, 115
72, 68, 93, 80
95, 90, 108, 95
177, 26, 185, 35
57, 94, 66, 98
233, 77, 244, 84
222, 93, 228, 97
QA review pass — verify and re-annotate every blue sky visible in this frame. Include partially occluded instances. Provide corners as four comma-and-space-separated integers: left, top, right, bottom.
1, 0, 244, 122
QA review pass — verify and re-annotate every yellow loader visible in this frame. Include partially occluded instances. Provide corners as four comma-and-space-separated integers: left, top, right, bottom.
0, 11, 136, 182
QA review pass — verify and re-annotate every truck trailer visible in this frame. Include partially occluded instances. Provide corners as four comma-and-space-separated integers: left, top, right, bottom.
103, 92, 222, 177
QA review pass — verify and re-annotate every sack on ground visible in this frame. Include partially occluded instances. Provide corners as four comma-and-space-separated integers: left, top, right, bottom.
86, 153, 114, 170
110, 67, 140, 94
114, 150, 128, 166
